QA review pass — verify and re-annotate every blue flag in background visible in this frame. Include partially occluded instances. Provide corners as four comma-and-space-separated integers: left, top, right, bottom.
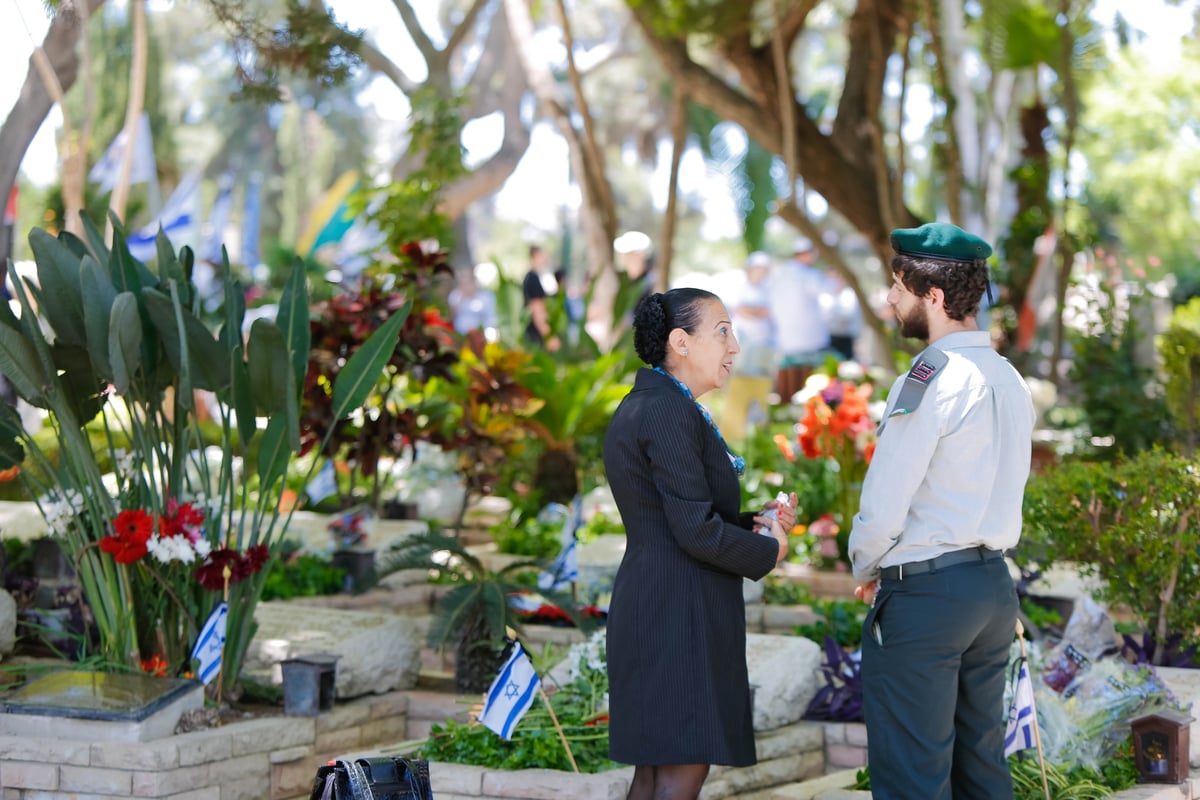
538, 494, 582, 592
191, 602, 228, 686
479, 642, 540, 740
1004, 658, 1036, 756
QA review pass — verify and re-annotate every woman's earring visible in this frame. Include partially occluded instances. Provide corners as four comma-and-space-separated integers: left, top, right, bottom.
682, 349, 689, 356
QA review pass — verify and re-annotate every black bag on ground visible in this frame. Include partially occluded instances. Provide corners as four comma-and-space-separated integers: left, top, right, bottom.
310, 756, 433, 800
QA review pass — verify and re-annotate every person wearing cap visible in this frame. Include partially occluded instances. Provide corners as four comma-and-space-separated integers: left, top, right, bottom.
719, 251, 776, 442
767, 236, 833, 402
848, 222, 1035, 800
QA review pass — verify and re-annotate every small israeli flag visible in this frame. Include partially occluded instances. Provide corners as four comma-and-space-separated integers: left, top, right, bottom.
1004, 658, 1036, 756
305, 460, 338, 504
191, 602, 228, 686
537, 495, 582, 592
479, 641, 540, 740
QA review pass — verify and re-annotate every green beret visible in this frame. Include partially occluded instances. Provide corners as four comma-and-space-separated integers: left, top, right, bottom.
890, 222, 993, 263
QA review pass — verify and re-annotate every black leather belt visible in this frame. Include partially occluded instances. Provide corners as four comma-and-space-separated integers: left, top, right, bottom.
880, 546, 1004, 581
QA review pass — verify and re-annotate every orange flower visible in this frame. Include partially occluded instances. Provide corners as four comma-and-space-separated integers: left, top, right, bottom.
774, 433, 797, 462
140, 655, 168, 677
0, 465, 19, 482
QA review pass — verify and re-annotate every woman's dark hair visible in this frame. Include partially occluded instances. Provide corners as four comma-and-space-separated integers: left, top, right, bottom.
632, 288, 719, 367
890, 253, 989, 321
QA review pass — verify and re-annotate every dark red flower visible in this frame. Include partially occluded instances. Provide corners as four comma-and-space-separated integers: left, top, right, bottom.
194, 545, 271, 591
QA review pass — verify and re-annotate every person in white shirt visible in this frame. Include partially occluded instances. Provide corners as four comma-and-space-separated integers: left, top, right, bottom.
819, 269, 863, 362
768, 236, 832, 402
719, 251, 776, 442
849, 222, 1035, 800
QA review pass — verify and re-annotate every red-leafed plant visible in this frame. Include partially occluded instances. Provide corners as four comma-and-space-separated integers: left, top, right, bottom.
301, 243, 459, 509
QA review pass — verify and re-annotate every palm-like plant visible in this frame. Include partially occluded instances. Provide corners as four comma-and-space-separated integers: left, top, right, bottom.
377, 529, 592, 693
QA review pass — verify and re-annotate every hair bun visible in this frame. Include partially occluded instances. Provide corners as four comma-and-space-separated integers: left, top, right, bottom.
633, 294, 669, 366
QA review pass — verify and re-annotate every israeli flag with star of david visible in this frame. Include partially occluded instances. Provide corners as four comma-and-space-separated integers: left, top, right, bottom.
1004, 658, 1036, 757
191, 602, 228, 686
479, 642, 540, 740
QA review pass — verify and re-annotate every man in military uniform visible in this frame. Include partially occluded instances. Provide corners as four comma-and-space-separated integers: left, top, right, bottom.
849, 222, 1035, 800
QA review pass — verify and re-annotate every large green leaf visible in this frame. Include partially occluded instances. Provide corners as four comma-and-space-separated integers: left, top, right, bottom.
247, 319, 292, 414
0, 322, 47, 405
50, 343, 106, 425
0, 404, 27, 469
331, 300, 410, 418
109, 292, 143, 395
80, 254, 118, 379
229, 353, 257, 448
142, 286, 231, 392
275, 258, 311, 402
255, 413, 293, 493
28, 228, 87, 347
80, 214, 111, 265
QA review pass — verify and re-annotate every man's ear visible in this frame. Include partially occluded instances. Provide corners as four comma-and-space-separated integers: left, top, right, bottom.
926, 286, 946, 309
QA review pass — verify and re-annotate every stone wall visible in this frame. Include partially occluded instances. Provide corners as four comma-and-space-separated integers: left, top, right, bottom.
0, 691, 409, 800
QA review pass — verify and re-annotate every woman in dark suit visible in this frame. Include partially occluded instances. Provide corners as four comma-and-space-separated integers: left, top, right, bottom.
603, 288, 794, 800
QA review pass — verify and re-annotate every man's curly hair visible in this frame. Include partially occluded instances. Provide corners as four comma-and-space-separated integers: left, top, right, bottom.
891, 253, 989, 322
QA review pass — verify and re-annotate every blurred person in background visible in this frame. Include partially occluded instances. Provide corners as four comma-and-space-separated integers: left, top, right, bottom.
768, 236, 832, 402
720, 251, 776, 442
448, 264, 498, 340
523, 244, 561, 351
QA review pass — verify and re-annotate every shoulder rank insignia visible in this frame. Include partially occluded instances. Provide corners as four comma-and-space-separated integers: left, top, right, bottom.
876, 346, 949, 436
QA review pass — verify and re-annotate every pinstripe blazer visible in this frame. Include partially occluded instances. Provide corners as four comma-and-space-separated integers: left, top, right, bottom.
603, 367, 779, 767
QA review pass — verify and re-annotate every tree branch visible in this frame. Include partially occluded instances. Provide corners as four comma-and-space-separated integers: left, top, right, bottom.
778, 0, 820, 44
391, 0, 438, 67
444, 0, 491, 61
358, 37, 419, 95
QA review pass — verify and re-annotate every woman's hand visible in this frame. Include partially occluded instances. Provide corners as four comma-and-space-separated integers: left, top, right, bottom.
766, 492, 798, 533
753, 513, 790, 562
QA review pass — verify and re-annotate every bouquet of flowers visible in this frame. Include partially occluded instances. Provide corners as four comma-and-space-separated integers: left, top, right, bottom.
791, 364, 880, 568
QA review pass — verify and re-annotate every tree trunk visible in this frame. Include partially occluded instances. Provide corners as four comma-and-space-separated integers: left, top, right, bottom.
657, 87, 688, 293
0, 0, 107, 258
107, 0, 149, 237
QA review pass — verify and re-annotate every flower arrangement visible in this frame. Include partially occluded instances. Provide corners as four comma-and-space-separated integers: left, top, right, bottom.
0, 219, 407, 693
783, 364, 880, 568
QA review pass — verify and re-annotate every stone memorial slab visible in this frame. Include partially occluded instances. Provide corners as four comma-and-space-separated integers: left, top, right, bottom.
545, 630, 822, 733
0, 670, 202, 742
281, 511, 427, 554
246, 601, 427, 699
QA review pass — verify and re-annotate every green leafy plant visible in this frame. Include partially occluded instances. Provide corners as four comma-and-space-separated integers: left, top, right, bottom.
762, 577, 814, 606
419, 634, 617, 773
1019, 447, 1200, 664
795, 596, 866, 649
259, 550, 345, 601
1065, 282, 1170, 455
300, 244, 457, 511
1020, 597, 1065, 633
0, 215, 406, 695
1158, 296, 1200, 454
376, 529, 593, 693
508, 350, 634, 517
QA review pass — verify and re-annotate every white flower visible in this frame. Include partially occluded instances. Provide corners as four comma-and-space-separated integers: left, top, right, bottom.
837, 361, 866, 382
148, 534, 196, 564
40, 489, 87, 537
114, 448, 136, 475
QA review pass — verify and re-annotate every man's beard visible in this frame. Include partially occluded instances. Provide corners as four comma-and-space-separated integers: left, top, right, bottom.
898, 303, 929, 341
